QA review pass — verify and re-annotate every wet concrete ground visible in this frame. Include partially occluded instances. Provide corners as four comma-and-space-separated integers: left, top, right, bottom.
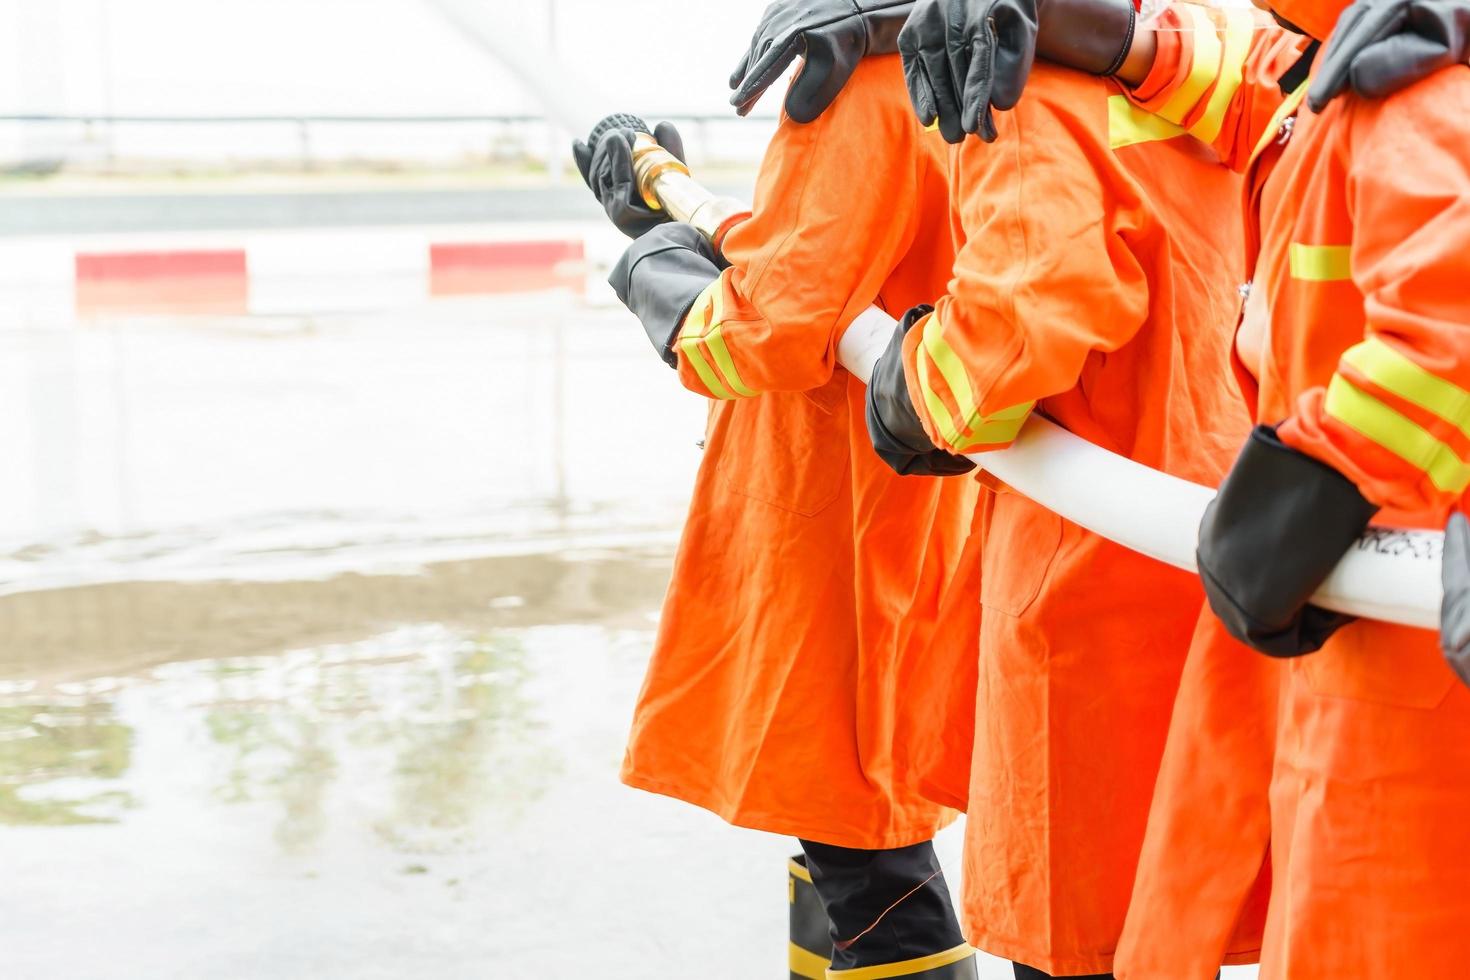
0, 273, 1255, 978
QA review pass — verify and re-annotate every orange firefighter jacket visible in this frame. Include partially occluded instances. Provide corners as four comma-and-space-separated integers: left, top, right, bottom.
890, 485, 993, 811
621, 55, 979, 850
1123, 7, 1470, 975
898, 62, 1251, 974
1107, 10, 1309, 979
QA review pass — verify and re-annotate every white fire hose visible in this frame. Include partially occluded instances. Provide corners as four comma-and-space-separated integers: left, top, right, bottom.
423, 0, 1443, 630
837, 308, 1442, 629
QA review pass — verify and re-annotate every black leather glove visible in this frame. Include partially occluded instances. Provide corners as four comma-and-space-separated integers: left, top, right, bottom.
898, 0, 1134, 143
729, 0, 916, 121
1309, 0, 1470, 110
1197, 426, 1380, 657
865, 306, 977, 477
608, 223, 724, 368
572, 122, 686, 239
1441, 513, 1470, 688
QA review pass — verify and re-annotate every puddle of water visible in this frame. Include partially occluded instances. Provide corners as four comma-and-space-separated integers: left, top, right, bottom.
0, 291, 704, 593
0, 589, 808, 979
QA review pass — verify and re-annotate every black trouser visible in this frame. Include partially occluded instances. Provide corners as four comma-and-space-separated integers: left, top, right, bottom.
1013, 963, 1220, 979
799, 838, 967, 971
1011, 965, 1113, 980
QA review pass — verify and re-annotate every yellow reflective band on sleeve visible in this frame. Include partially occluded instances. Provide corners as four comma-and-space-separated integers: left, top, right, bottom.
1109, 96, 1190, 149
1288, 243, 1353, 282
703, 324, 756, 397
787, 857, 813, 884
921, 311, 981, 425
1325, 374, 1470, 494
915, 310, 1035, 450
1342, 337, 1470, 440
678, 279, 753, 400
1249, 79, 1309, 165
1156, 3, 1222, 126
1189, 7, 1255, 144
953, 399, 1036, 452
681, 334, 736, 400
915, 347, 968, 448
789, 942, 829, 979
825, 943, 975, 979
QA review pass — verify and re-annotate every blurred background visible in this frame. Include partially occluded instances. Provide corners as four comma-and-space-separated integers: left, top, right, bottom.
0, 2, 1245, 977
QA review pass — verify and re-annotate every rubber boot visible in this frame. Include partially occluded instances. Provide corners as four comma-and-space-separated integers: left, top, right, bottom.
800, 839, 976, 979
790, 854, 834, 980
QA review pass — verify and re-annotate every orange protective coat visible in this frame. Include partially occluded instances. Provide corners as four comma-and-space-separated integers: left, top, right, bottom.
620, 56, 979, 849
899, 64, 1251, 974
1110, 12, 1310, 977
890, 486, 993, 811
1115, 611, 1278, 978
1124, 7, 1470, 974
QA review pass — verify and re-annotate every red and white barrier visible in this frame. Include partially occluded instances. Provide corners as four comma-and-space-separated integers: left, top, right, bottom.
0, 226, 591, 324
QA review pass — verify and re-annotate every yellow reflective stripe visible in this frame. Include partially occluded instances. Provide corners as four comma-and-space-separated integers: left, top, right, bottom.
1157, 4, 1222, 126
1343, 338, 1470, 440
684, 281, 719, 334
787, 857, 813, 884
680, 334, 735, 399
678, 279, 752, 399
789, 942, 829, 980
1325, 375, 1470, 493
915, 347, 967, 448
1249, 79, 1309, 165
703, 324, 755, 397
1288, 243, 1352, 282
826, 943, 975, 979
1189, 8, 1255, 144
916, 311, 1035, 450
953, 400, 1035, 451
921, 312, 980, 424
1109, 95, 1190, 149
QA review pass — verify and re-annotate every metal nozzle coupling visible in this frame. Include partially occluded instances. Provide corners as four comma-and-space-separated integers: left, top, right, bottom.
584, 112, 751, 250
630, 133, 691, 211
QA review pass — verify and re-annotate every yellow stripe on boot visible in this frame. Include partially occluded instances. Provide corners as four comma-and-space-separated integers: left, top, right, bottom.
825, 943, 977, 979
790, 855, 832, 980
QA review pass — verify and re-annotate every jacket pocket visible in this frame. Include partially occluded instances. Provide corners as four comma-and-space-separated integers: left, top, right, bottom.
1300, 621, 1455, 710
980, 492, 1064, 618
714, 378, 851, 518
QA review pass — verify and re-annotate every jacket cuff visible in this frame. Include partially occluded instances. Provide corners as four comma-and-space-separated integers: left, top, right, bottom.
609, 223, 723, 367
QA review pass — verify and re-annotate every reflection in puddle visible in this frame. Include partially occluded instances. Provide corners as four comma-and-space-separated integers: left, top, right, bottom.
193, 628, 556, 853
0, 700, 134, 826
0, 626, 558, 849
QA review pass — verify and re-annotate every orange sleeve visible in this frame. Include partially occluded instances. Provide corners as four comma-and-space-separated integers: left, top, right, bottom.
1277, 75, 1470, 517
1127, 4, 1309, 172
671, 57, 928, 400
900, 72, 1149, 455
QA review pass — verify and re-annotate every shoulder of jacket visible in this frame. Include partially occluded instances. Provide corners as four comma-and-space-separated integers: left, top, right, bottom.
1345, 63, 1470, 146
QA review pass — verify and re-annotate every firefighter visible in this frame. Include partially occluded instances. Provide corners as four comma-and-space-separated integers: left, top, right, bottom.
1153, 5, 1470, 975
864, 23, 1257, 978
889, 0, 1470, 975
574, 56, 981, 979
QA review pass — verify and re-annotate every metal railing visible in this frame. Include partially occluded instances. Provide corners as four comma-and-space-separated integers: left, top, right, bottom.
0, 112, 782, 175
